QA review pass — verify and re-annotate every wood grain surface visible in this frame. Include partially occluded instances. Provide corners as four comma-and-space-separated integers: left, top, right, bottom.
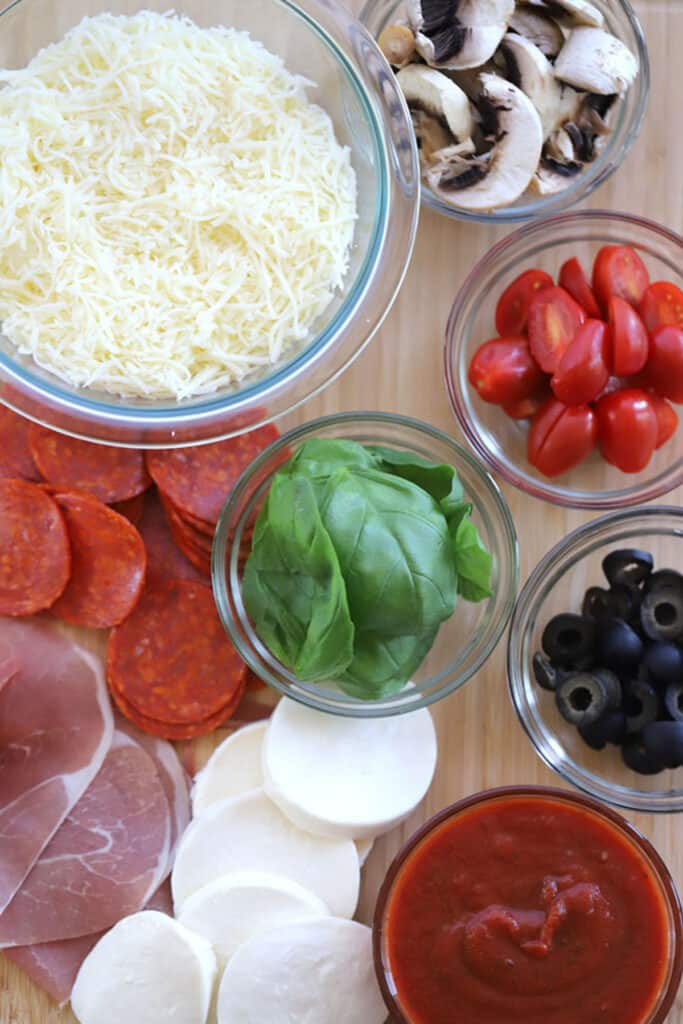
1, 1, 682, 1021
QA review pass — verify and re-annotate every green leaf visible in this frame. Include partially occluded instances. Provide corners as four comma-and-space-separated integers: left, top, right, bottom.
286, 438, 375, 483
367, 445, 465, 520
242, 473, 354, 681
452, 516, 493, 603
318, 467, 457, 638
339, 627, 440, 700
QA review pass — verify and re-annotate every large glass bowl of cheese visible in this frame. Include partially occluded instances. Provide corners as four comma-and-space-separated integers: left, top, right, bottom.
0, 0, 419, 446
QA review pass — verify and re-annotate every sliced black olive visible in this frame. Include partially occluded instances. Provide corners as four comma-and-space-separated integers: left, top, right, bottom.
621, 733, 665, 775
641, 583, 683, 642
532, 651, 563, 692
641, 641, 683, 687
542, 613, 596, 669
581, 587, 616, 625
609, 584, 642, 623
643, 569, 683, 595
579, 710, 627, 751
555, 671, 610, 726
598, 620, 644, 675
664, 681, 683, 722
592, 668, 622, 708
624, 677, 660, 733
602, 548, 653, 588
643, 721, 683, 769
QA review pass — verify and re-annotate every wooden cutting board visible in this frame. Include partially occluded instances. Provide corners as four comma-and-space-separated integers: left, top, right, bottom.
2, 0, 682, 1021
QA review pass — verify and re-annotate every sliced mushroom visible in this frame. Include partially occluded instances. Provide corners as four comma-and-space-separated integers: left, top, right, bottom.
411, 108, 455, 163
563, 92, 616, 158
543, 0, 605, 28
532, 156, 583, 194
397, 65, 474, 140
497, 32, 562, 137
407, 0, 515, 70
426, 73, 543, 210
377, 23, 417, 68
554, 27, 639, 94
508, 6, 565, 57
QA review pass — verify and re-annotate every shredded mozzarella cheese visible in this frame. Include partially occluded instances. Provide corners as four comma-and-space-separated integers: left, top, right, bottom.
0, 11, 357, 400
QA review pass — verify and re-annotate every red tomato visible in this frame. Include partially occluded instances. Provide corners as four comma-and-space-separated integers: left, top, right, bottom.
650, 393, 679, 449
558, 257, 602, 318
592, 245, 650, 310
527, 286, 586, 374
528, 398, 598, 478
639, 281, 683, 333
596, 389, 658, 473
607, 295, 649, 376
468, 337, 546, 405
647, 326, 683, 403
550, 319, 609, 406
502, 388, 550, 420
495, 269, 554, 336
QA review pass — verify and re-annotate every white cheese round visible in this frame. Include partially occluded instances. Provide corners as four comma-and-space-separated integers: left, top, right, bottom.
216, 918, 386, 1024
191, 722, 267, 815
263, 698, 437, 839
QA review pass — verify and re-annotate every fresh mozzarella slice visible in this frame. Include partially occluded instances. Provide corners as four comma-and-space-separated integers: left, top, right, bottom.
71, 910, 215, 1024
355, 837, 375, 867
177, 870, 328, 970
263, 698, 437, 839
191, 723, 267, 815
171, 789, 359, 918
216, 918, 386, 1024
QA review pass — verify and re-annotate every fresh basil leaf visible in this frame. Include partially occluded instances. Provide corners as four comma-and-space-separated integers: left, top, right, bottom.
446, 500, 472, 534
242, 473, 354, 681
319, 467, 457, 637
367, 445, 465, 520
340, 627, 439, 699
286, 438, 376, 482
452, 516, 493, 603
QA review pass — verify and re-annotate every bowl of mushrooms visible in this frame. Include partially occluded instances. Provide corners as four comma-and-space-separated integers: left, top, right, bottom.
359, 0, 649, 222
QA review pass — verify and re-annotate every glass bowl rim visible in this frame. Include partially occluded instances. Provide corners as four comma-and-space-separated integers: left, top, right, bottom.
507, 504, 683, 813
212, 409, 520, 718
444, 209, 683, 509
372, 783, 683, 1024
0, 0, 418, 442
358, 0, 650, 224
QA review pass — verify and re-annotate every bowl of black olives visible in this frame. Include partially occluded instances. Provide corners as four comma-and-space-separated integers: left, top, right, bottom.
508, 506, 683, 812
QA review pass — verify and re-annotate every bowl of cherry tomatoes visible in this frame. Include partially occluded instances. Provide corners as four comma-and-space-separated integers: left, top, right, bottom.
445, 210, 683, 509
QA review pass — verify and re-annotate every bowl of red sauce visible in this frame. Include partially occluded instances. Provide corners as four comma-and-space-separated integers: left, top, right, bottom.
373, 786, 683, 1024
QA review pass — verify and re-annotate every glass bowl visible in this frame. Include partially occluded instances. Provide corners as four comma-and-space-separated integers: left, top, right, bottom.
445, 210, 683, 509
0, 0, 419, 447
508, 506, 683, 813
359, 0, 648, 224
212, 411, 519, 717
373, 786, 683, 1024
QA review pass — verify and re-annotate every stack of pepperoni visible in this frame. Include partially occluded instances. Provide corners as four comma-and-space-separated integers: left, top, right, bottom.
0, 407, 279, 739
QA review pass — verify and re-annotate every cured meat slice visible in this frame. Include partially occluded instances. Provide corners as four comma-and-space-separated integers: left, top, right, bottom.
107, 580, 247, 725
29, 426, 151, 503
0, 622, 113, 915
111, 493, 145, 525
145, 425, 280, 525
0, 480, 71, 616
137, 491, 204, 587
110, 679, 244, 741
0, 408, 41, 481
0, 730, 171, 947
49, 493, 146, 629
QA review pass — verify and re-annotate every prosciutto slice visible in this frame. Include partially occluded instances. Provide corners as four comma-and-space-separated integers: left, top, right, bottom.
0, 619, 113, 914
0, 731, 171, 947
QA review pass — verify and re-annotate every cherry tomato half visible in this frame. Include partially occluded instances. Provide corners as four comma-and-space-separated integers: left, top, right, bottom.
468, 337, 546, 405
650, 393, 679, 449
607, 295, 649, 376
559, 257, 602, 318
502, 387, 550, 420
527, 286, 586, 374
596, 389, 658, 473
639, 281, 683, 333
495, 269, 554, 336
646, 326, 683, 403
528, 398, 598, 478
551, 319, 609, 406
592, 245, 650, 311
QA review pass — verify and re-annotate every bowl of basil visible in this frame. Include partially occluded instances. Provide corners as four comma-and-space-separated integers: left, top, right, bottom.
212, 412, 519, 717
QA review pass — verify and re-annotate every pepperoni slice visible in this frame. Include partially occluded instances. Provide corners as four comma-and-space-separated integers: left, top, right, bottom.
0, 480, 71, 615
111, 493, 145, 526
0, 408, 41, 482
137, 491, 205, 587
107, 580, 247, 725
109, 679, 245, 740
29, 426, 151, 503
50, 493, 146, 628
165, 516, 211, 578
145, 425, 280, 525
